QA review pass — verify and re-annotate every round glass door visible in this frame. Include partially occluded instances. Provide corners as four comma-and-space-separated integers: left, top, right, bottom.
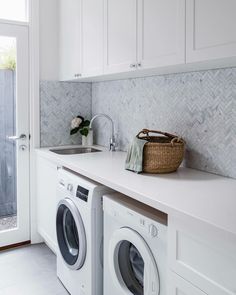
118, 241, 144, 295
109, 227, 160, 295
56, 198, 86, 270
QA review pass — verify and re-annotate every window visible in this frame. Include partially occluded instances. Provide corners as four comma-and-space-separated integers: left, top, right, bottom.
0, 36, 16, 70
0, 0, 28, 22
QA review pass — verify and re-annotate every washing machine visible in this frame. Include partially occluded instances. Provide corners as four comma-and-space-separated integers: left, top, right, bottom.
103, 192, 168, 295
56, 168, 112, 295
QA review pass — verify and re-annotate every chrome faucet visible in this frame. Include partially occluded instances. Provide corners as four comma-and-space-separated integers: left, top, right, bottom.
89, 114, 116, 151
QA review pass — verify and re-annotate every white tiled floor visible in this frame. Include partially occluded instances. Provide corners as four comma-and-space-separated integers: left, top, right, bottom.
0, 243, 68, 295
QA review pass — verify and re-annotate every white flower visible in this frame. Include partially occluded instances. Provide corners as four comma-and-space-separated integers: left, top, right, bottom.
71, 117, 83, 129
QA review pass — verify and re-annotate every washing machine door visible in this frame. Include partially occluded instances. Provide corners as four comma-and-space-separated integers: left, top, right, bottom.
56, 198, 86, 270
109, 227, 160, 295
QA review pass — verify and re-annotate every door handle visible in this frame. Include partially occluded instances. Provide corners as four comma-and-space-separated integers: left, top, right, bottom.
7, 134, 27, 141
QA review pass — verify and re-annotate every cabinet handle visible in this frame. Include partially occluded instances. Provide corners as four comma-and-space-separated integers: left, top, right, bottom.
137, 63, 142, 67
130, 63, 136, 68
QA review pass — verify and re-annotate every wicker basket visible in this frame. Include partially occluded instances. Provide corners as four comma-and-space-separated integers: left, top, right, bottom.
137, 129, 185, 174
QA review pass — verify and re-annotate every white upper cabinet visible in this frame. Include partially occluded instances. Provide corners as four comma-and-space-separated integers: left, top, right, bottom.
59, 0, 82, 81
59, 0, 236, 81
104, 0, 185, 75
81, 0, 104, 77
104, 0, 138, 74
138, 0, 185, 69
187, 0, 236, 63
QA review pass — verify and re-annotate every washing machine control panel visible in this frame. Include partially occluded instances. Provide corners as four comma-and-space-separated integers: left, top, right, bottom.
76, 185, 89, 202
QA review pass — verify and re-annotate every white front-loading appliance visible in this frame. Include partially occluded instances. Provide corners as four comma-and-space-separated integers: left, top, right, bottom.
103, 192, 168, 295
56, 168, 112, 295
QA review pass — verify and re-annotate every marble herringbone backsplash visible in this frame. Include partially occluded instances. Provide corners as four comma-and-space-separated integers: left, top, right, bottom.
92, 68, 236, 179
40, 81, 91, 147
40, 67, 236, 178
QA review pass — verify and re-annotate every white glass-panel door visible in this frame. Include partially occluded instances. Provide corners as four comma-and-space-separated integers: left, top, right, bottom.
0, 22, 29, 248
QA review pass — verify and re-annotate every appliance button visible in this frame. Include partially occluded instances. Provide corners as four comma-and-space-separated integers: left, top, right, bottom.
149, 224, 158, 238
59, 179, 65, 187
140, 218, 145, 227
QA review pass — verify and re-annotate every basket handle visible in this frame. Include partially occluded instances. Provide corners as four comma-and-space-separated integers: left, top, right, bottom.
137, 129, 184, 144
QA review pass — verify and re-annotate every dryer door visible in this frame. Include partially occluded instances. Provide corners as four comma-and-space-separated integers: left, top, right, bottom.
56, 198, 86, 270
109, 227, 160, 295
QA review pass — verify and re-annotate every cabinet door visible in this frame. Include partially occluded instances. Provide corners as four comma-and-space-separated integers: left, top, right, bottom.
59, 0, 81, 81
37, 156, 58, 254
81, 0, 104, 77
187, 0, 236, 63
168, 272, 207, 295
104, 0, 138, 74
138, 0, 185, 69
169, 215, 236, 295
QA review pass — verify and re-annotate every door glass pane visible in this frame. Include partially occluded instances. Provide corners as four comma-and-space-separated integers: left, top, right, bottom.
0, 0, 28, 22
0, 36, 17, 232
118, 241, 144, 295
56, 204, 80, 266
63, 208, 79, 256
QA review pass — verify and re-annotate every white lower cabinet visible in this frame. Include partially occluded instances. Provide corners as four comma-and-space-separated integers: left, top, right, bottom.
36, 156, 58, 254
168, 215, 236, 295
168, 272, 207, 295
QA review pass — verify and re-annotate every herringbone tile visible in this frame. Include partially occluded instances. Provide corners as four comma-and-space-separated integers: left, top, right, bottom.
40, 81, 91, 147
92, 67, 236, 179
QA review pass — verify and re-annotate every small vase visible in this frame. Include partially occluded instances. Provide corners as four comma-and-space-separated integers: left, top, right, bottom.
82, 135, 88, 146
87, 130, 93, 146
81, 130, 93, 146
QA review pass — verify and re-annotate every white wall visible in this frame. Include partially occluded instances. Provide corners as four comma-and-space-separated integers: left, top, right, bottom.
39, 0, 59, 80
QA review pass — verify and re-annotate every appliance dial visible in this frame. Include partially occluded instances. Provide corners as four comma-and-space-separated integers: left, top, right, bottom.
67, 183, 73, 193
149, 224, 158, 238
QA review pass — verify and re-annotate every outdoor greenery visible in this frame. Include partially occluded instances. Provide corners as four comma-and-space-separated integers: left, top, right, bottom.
0, 47, 16, 70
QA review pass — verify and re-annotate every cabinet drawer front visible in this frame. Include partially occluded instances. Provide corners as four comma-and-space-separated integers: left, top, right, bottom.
168, 272, 207, 295
169, 215, 236, 295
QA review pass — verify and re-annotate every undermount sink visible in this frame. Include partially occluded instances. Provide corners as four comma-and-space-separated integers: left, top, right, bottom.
50, 147, 102, 155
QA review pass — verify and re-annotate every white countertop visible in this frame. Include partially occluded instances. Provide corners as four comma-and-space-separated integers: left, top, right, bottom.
36, 146, 236, 236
